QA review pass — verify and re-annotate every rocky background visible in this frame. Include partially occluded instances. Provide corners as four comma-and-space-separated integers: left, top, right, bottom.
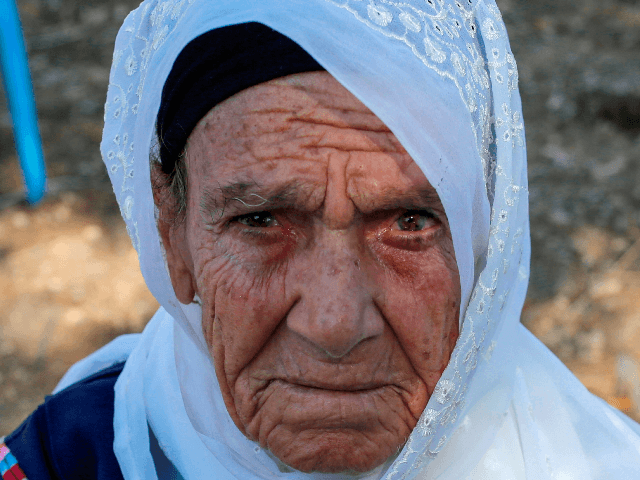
1, 0, 639, 434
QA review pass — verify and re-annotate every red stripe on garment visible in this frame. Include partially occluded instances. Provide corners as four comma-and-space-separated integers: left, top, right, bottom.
3, 463, 27, 480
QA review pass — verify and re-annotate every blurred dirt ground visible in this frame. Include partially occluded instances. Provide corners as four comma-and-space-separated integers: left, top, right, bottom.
1, 0, 640, 435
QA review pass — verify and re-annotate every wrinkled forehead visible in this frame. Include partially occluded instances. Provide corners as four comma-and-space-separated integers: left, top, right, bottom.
184, 72, 437, 209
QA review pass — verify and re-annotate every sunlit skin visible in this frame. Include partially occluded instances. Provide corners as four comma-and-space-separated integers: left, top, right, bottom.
154, 72, 461, 473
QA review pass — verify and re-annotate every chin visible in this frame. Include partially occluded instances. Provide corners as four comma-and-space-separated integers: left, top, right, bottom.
266, 429, 401, 474
231, 372, 423, 474
234, 380, 420, 474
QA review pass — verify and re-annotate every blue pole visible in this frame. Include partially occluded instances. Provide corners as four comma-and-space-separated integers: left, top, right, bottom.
0, 0, 47, 204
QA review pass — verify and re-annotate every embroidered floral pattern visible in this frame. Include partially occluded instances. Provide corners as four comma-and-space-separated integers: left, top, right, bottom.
325, 0, 503, 193
102, 0, 196, 253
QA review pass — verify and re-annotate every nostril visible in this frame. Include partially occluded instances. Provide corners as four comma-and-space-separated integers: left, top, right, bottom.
322, 335, 366, 359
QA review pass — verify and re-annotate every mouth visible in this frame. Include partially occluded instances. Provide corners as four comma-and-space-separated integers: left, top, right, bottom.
253, 380, 397, 430
266, 379, 398, 412
277, 377, 389, 393
236, 375, 423, 440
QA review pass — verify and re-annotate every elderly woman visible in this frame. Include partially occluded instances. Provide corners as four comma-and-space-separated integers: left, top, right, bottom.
3, 0, 640, 479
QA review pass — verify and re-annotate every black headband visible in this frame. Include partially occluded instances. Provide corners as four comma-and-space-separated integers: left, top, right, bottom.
156, 22, 325, 174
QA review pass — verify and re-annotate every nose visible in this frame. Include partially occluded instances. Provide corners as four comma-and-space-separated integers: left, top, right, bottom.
286, 243, 384, 359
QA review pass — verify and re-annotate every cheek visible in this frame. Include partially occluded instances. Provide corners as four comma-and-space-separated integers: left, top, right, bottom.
192, 239, 293, 386
371, 236, 460, 390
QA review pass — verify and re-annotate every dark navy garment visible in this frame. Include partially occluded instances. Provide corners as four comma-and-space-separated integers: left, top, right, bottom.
4, 362, 126, 480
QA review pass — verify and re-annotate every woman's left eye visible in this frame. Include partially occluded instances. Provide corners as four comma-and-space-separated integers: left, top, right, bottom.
235, 211, 279, 228
395, 210, 436, 231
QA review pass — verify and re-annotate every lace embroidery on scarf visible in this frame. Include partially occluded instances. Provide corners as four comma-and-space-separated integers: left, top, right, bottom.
325, 0, 513, 198
103, 0, 197, 253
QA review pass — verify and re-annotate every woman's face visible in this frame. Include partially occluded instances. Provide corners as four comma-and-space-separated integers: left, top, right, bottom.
157, 72, 460, 473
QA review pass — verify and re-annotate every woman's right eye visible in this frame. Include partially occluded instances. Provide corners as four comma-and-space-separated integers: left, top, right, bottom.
235, 211, 279, 228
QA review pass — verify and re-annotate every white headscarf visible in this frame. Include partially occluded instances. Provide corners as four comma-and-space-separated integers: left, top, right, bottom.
54, 0, 640, 478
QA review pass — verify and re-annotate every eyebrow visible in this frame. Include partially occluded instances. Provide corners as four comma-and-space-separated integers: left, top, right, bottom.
199, 179, 443, 222
199, 179, 310, 221
357, 186, 443, 214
